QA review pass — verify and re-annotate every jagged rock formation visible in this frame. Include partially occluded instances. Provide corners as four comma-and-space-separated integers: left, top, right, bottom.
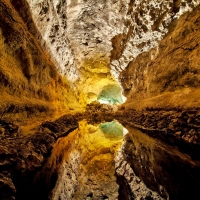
111, 0, 200, 78
1, 0, 200, 113
1, 0, 200, 200
0, 115, 79, 200
26, 0, 200, 105
120, 3, 200, 109
115, 127, 200, 200
25, 0, 127, 104
0, 0, 80, 120
117, 109, 200, 146
26, 0, 200, 79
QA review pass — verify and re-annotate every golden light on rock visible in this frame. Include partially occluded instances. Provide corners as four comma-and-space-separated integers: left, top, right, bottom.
1, 0, 200, 199
48, 120, 126, 199
74, 55, 126, 105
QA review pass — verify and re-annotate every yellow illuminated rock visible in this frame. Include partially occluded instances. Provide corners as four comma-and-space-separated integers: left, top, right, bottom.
47, 120, 124, 200
74, 55, 123, 105
0, 0, 82, 122
1, 0, 200, 199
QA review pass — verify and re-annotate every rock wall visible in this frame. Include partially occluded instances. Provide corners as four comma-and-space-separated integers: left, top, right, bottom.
0, 115, 79, 200
119, 3, 200, 109
1, 1, 200, 200
1, 0, 200, 113
0, 0, 80, 120
115, 126, 200, 200
2, 0, 199, 109
117, 108, 200, 145
25, 0, 78, 81
48, 120, 122, 200
25, 0, 127, 104
111, 0, 200, 78
25, 0, 200, 105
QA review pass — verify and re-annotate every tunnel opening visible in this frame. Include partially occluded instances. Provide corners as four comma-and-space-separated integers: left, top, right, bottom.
46, 119, 128, 200
99, 120, 128, 139
97, 84, 126, 105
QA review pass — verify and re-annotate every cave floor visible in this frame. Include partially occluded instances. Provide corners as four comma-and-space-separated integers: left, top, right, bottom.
1, 110, 200, 200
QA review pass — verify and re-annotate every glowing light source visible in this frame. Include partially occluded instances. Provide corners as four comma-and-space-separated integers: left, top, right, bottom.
99, 121, 128, 139
97, 84, 126, 104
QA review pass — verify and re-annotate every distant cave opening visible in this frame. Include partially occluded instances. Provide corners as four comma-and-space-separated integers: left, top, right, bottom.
97, 84, 126, 105
99, 121, 128, 139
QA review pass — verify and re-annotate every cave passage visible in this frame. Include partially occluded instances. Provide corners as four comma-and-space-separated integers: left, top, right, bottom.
49, 119, 126, 200
1, 0, 200, 199
97, 84, 126, 104
43, 119, 200, 200
99, 121, 128, 139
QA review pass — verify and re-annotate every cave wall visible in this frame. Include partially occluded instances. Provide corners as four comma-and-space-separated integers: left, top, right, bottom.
115, 126, 200, 200
0, 0, 80, 120
1, 1, 200, 200
110, 0, 200, 77
25, 0, 128, 104
1, 0, 200, 115
25, 0, 200, 106
120, 4, 200, 110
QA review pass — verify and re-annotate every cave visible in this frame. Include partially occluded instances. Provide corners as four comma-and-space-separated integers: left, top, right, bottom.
97, 84, 125, 104
0, 0, 200, 200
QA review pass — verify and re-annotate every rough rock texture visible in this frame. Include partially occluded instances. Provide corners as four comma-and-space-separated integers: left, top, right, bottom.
1, 0, 200, 110
26, 0, 200, 105
48, 120, 123, 200
115, 127, 200, 200
0, 0, 80, 119
120, 4, 200, 109
25, 0, 78, 81
0, 115, 78, 200
111, 0, 200, 78
116, 109, 200, 146
115, 141, 164, 200
1, 0, 200, 200
25, 0, 128, 104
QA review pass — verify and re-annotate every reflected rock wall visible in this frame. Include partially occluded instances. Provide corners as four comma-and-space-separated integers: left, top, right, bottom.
115, 126, 200, 199
44, 120, 124, 200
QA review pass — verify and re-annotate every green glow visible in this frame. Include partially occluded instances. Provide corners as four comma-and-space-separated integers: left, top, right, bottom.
99, 121, 124, 139
97, 84, 124, 104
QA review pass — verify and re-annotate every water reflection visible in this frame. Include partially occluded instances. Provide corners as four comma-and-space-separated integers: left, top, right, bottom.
99, 121, 128, 139
117, 124, 200, 199
71, 120, 126, 199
